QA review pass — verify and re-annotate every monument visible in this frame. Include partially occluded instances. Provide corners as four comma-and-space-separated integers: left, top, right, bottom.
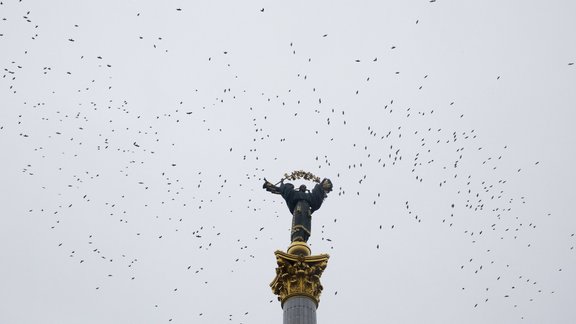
263, 170, 332, 324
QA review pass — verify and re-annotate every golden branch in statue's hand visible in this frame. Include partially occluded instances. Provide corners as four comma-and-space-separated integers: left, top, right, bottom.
283, 170, 321, 183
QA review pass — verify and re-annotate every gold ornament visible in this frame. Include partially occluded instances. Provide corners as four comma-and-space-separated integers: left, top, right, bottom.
270, 250, 329, 307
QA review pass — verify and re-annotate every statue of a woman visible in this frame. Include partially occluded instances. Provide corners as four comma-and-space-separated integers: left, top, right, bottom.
263, 178, 333, 242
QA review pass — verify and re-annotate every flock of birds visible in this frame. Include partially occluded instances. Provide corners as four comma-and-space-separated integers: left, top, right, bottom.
1, 1, 575, 323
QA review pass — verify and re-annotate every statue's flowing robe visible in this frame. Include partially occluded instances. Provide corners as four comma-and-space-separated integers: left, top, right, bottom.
279, 183, 327, 242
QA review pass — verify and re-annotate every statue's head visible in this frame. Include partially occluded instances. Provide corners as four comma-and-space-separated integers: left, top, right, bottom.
299, 184, 307, 192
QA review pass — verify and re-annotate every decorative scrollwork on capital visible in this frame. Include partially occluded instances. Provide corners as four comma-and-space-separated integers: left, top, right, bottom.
270, 250, 329, 307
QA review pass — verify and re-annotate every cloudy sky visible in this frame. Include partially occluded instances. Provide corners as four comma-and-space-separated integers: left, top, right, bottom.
1, 1, 575, 323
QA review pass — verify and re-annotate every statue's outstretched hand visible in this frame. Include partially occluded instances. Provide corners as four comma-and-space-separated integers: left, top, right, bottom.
321, 178, 333, 193
263, 178, 281, 194
263, 178, 273, 190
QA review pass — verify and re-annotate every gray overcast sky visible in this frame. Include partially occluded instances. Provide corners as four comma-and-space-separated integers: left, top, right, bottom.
1, 0, 575, 323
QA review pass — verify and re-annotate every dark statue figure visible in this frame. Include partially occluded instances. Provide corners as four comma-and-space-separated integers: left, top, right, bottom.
263, 178, 333, 243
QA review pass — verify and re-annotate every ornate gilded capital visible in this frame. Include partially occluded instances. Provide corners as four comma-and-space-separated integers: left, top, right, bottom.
270, 250, 329, 307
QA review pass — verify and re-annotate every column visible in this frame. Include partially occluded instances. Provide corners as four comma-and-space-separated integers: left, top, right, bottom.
270, 242, 329, 324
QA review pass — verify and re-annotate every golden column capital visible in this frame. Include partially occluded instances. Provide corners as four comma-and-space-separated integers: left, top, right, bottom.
270, 249, 329, 307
